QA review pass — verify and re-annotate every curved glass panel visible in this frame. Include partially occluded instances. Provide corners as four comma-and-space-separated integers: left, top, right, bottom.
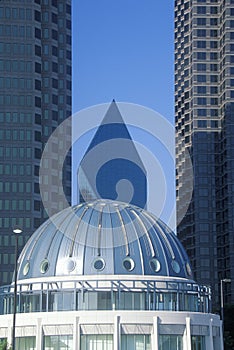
48, 291, 75, 312
0, 279, 211, 314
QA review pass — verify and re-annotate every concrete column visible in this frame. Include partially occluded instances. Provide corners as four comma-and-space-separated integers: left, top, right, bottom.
114, 315, 120, 350
185, 317, 191, 350
153, 316, 159, 350
209, 318, 214, 350
220, 320, 224, 350
36, 318, 42, 350
7, 318, 12, 348
74, 316, 80, 350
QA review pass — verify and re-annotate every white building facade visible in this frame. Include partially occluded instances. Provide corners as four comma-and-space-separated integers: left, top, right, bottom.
0, 200, 222, 349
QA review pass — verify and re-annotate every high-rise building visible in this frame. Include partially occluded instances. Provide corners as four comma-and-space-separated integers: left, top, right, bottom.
175, 0, 234, 308
78, 101, 147, 208
0, 0, 72, 285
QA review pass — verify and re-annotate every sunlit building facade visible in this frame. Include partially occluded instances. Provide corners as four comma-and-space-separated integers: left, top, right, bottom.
0, 200, 222, 349
175, 0, 234, 307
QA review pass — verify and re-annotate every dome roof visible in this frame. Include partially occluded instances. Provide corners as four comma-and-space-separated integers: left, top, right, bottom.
17, 199, 193, 280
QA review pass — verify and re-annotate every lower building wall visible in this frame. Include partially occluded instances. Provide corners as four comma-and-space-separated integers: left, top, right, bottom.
0, 310, 222, 350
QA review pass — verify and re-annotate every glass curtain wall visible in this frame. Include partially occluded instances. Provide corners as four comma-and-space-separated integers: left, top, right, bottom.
1, 290, 201, 313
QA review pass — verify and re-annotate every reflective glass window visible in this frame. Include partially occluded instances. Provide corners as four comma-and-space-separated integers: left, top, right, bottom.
43, 28, 49, 39
159, 335, 183, 350
191, 335, 206, 350
44, 335, 72, 350
0, 340, 7, 348
197, 52, 206, 60
121, 335, 150, 350
81, 291, 112, 310
20, 294, 40, 313
197, 29, 206, 37
48, 291, 75, 311
5, 8, 10, 18
16, 336, 36, 349
43, 44, 49, 55
197, 6, 206, 14
26, 9, 32, 20
80, 335, 113, 350
118, 292, 145, 310
197, 18, 206, 25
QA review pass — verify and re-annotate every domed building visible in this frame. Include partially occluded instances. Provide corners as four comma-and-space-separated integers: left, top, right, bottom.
0, 199, 222, 349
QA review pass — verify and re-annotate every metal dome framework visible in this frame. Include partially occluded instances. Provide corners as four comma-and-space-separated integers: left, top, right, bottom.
16, 200, 193, 280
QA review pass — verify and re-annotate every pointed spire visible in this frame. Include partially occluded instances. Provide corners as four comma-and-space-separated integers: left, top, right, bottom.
78, 100, 147, 208
85, 100, 131, 151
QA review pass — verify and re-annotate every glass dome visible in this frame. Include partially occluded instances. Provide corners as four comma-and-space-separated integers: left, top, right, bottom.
17, 199, 193, 280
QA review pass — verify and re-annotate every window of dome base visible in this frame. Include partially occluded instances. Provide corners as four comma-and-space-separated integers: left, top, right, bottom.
149, 258, 161, 273
23, 261, 30, 276
171, 260, 180, 274
64, 258, 76, 273
93, 258, 105, 271
123, 257, 135, 271
40, 259, 49, 274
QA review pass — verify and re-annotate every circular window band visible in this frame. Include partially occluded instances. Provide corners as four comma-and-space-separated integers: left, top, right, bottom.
93, 258, 105, 271
23, 261, 30, 276
40, 259, 49, 274
123, 257, 135, 271
171, 259, 180, 274
149, 258, 161, 273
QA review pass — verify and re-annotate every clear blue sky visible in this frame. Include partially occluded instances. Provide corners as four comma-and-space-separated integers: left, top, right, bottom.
72, 1, 174, 122
71, 1, 175, 228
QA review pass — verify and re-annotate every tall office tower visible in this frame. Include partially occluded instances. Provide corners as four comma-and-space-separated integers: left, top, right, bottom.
78, 101, 147, 208
0, 0, 72, 285
175, 0, 234, 307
